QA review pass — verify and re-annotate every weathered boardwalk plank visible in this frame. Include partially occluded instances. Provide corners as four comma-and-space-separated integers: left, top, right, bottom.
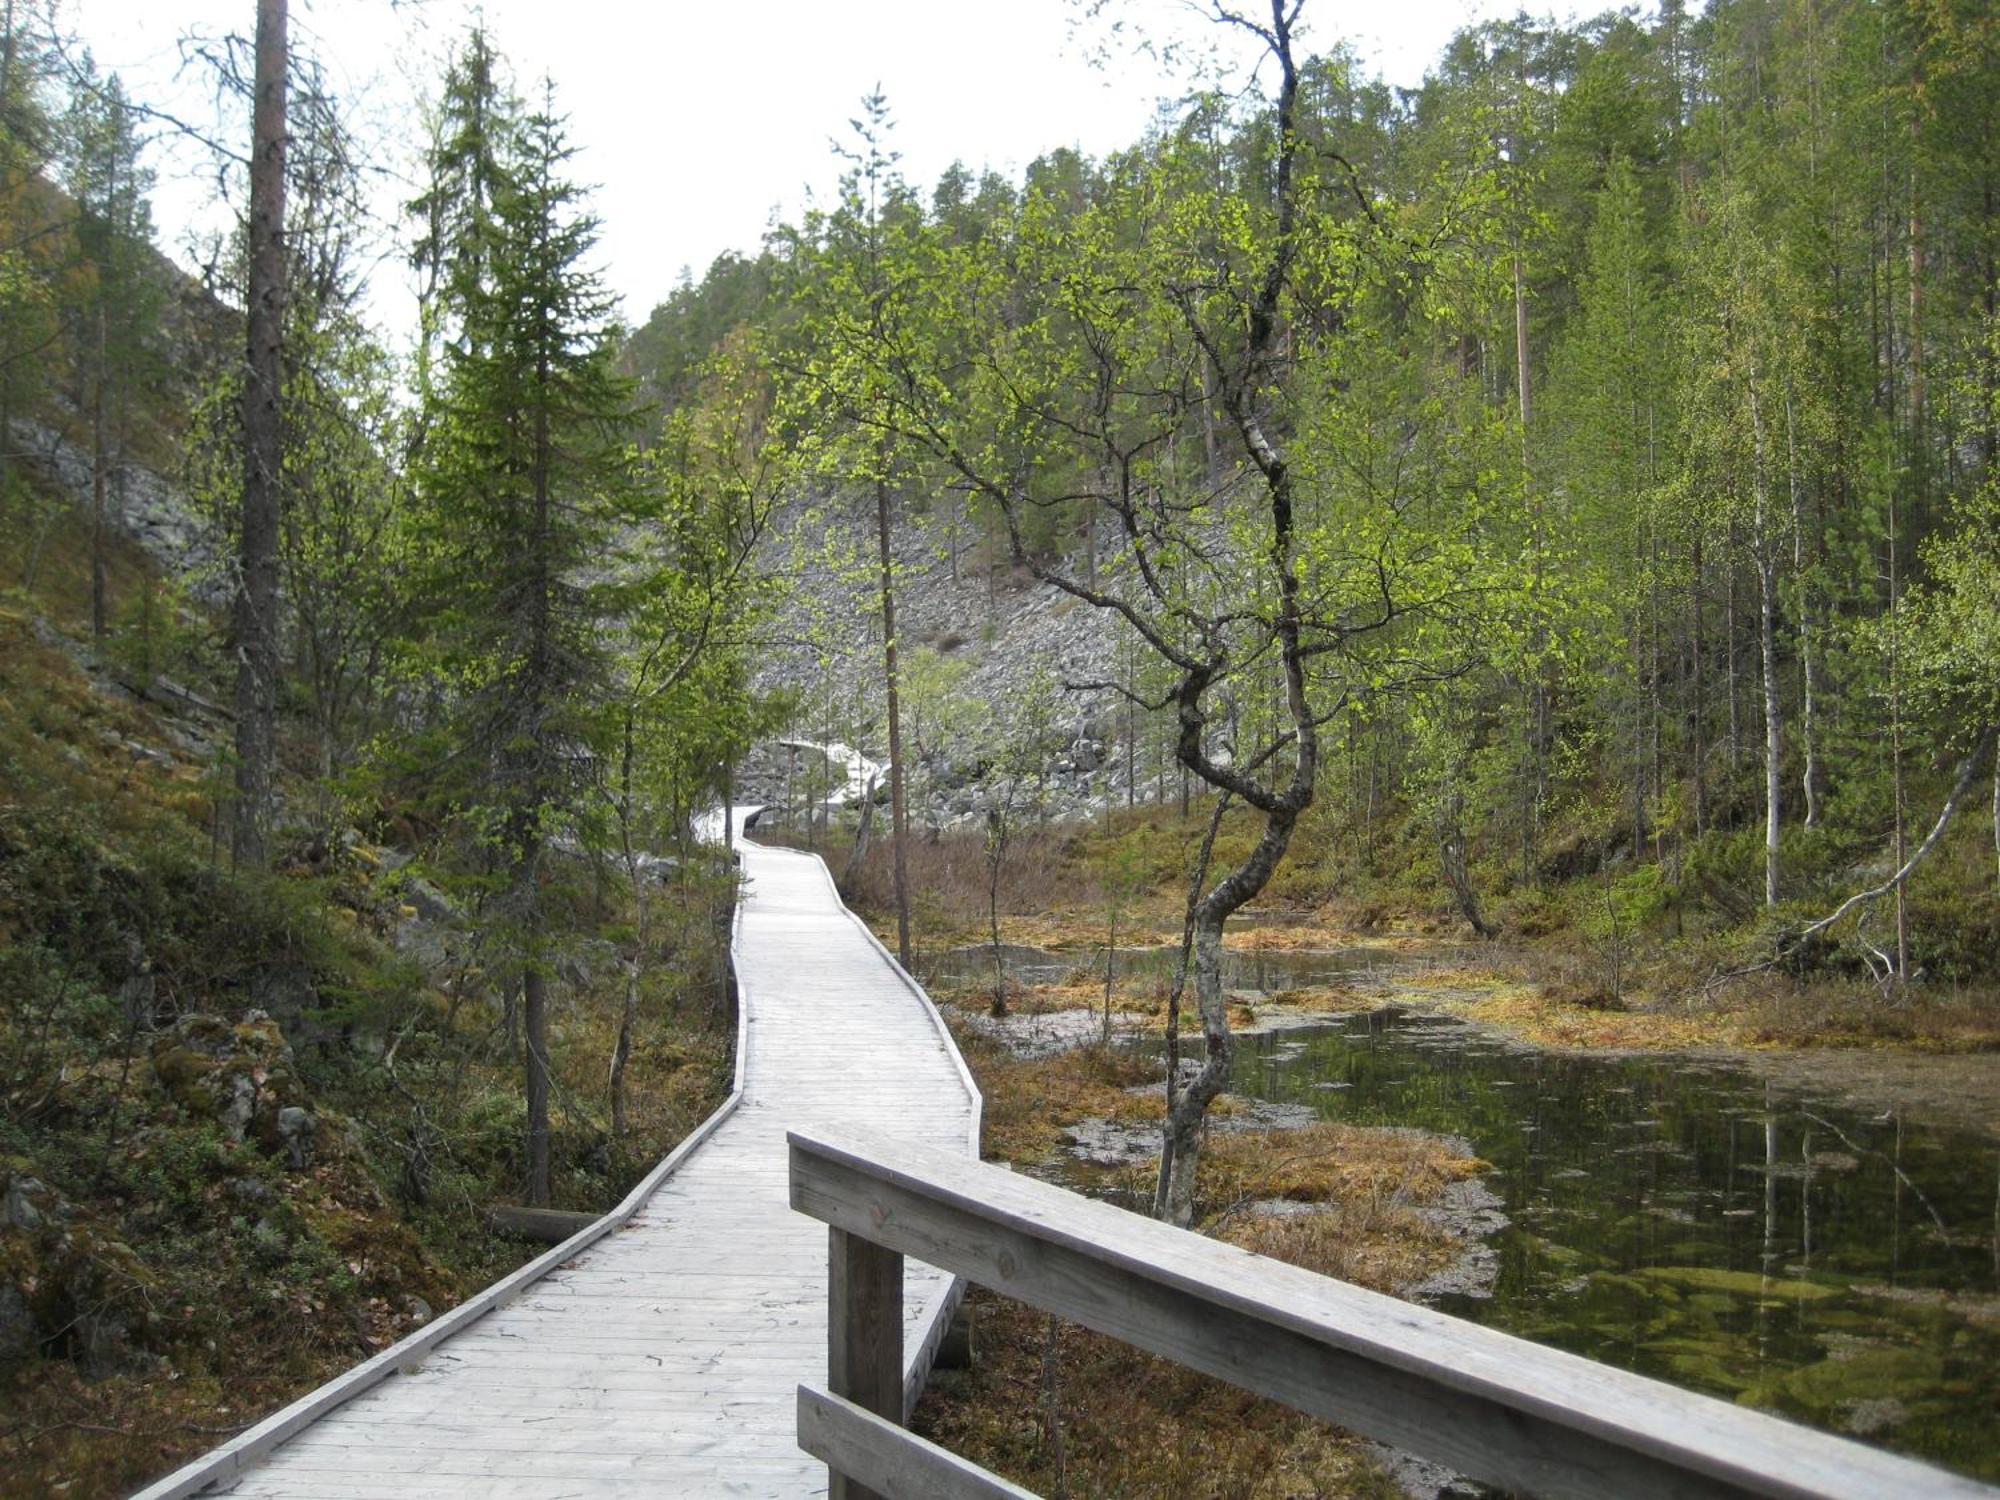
135, 826, 979, 1500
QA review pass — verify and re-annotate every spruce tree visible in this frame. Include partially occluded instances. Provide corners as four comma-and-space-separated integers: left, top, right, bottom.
408, 63, 642, 1207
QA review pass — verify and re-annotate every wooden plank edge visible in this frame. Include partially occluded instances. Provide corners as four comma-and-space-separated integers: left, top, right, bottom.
798, 1386, 1038, 1500
128, 877, 759, 1500
901, 1272, 968, 1425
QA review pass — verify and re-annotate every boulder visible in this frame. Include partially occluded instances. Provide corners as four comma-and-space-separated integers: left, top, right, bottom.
277, 1106, 318, 1170
149, 1012, 310, 1158
0, 1164, 156, 1374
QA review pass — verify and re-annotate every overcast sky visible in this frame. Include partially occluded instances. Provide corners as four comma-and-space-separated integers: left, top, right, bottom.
67, 0, 1573, 342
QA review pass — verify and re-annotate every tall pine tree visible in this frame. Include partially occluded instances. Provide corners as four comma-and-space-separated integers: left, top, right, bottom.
407, 54, 643, 1207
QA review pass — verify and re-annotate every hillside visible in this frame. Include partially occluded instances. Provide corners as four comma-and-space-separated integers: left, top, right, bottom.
0, 333, 732, 1500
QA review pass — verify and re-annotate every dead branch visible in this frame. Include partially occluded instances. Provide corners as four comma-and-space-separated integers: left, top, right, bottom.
1792, 722, 1995, 950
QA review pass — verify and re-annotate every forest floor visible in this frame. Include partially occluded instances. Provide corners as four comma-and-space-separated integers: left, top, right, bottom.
0, 512, 734, 1498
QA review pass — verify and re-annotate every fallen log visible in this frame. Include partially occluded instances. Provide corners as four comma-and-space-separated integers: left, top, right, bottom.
487, 1204, 598, 1244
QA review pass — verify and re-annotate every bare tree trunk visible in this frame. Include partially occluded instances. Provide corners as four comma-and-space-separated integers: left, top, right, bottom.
232, 0, 287, 870
1101, 903, 1116, 1046
1726, 519, 1742, 777
610, 955, 637, 1141
1649, 545, 1664, 844
1439, 784, 1496, 939
1039, 1315, 1067, 1499
1157, 903, 1229, 1228
517, 837, 552, 1206
1908, 159, 1926, 528
1201, 359, 1217, 480
983, 503, 997, 620
1888, 489, 1908, 979
946, 492, 960, 583
1124, 638, 1136, 810
1692, 534, 1708, 835
610, 721, 645, 1140
90, 305, 107, 640
841, 776, 876, 884
984, 803, 1009, 1015
876, 475, 912, 969
1083, 498, 1097, 587
1753, 378, 1781, 907
1513, 251, 1532, 445
1788, 391, 1823, 827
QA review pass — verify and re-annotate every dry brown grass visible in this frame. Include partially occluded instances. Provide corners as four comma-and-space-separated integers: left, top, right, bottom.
918, 1020, 1486, 1500
829, 821, 1114, 945
1396, 955, 2000, 1055
960, 1026, 1165, 1163
1730, 981, 2000, 1052
1219, 1203, 1466, 1293
914, 1292, 1406, 1500
1415, 974, 1732, 1051
1198, 1123, 1485, 1212
1227, 922, 1431, 952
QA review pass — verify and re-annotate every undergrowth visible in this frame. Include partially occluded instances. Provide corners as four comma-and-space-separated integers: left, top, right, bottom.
0, 544, 733, 1497
914, 985, 1485, 1499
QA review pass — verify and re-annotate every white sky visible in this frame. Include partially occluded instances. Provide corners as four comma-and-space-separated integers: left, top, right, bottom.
66, 0, 1575, 344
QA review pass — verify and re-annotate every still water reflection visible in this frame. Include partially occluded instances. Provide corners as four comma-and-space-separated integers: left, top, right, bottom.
1214, 1010, 2000, 1479
922, 944, 2000, 1479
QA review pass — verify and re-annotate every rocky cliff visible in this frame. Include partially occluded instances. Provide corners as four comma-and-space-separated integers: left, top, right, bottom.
744, 500, 1159, 831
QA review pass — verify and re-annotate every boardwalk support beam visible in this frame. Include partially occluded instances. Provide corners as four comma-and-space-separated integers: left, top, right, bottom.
828, 1226, 903, 1500
799, 1386, 1038, 1500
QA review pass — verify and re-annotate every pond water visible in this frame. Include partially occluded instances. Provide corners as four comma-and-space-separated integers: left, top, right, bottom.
921, 945, 2000, 1481
919, 938, 1413, 993
1222, 1009, 2000, 1480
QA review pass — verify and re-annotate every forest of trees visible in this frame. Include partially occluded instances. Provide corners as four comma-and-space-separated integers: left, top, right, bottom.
0, 0, 1996, 1484
624, 0, 2000, 1209
632, 14, 2000, 870
0, 0, 1991, 1228
0, 0, 1991, 1235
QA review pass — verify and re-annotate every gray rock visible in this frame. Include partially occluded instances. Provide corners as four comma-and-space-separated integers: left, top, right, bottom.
219, 1074, 257, 1142
556, 938, 621, 991
9, 419, 229, 605
3, 1176, 47, 1231
399, 875, 459, 925
0, 1282, 35, 1360
277, 1106, 317, 1169
1063, 1116, 1158, 1168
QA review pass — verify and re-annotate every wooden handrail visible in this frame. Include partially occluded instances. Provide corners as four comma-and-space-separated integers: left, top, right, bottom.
789, 1125, 1998, 1500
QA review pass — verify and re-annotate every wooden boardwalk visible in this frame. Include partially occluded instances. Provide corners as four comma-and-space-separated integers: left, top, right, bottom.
138, 825, 980, 1499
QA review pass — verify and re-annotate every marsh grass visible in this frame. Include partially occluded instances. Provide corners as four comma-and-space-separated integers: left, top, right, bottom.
919, 982, 1490, 1499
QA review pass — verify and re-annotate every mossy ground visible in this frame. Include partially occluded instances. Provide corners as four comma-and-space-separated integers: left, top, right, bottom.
0, 517, 732, 1498
914, 1291, 1408, 1500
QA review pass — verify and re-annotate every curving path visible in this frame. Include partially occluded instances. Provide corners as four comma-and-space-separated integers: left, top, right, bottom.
138, 823, 980, 1499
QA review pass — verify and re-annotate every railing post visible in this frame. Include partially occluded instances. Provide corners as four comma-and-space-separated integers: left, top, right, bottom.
827, 1225, 903, 1500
